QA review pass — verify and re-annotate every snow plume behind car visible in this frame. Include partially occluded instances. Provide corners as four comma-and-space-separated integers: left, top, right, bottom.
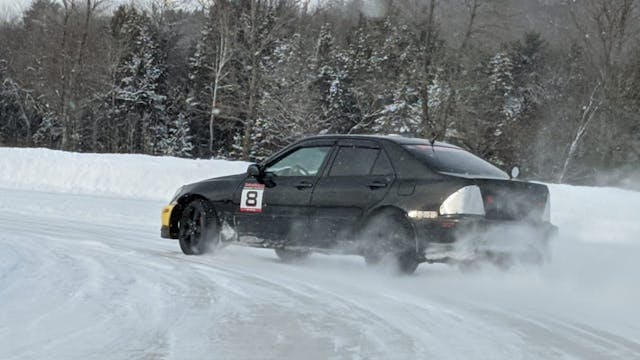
450, 222, 553, 270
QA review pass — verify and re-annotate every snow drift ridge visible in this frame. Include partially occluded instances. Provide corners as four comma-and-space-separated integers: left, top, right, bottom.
0, 147, 248, 201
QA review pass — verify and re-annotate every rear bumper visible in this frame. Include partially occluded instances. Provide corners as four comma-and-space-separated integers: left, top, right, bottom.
411, 216, 558, 260
413, 216, 557, 242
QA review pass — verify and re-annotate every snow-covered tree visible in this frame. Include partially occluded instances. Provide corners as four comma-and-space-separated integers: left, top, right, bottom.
0, 60, 40, 146
0, 63, 22, 145
31, 111, 61, 148
157, 113, 194, 157
253, 33, 313, 159
311, 24, 361, 134
187, 2, 238, 158
109, 6, 168, 154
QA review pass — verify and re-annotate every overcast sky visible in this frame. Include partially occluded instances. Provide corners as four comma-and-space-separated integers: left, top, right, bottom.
0, 0, 202, 21
0, 0, 27, 20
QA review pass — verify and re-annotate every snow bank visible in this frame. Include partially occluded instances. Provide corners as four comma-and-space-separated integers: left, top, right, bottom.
1, 147, 638, 241
0, 147, 249, 201
548, 183, 640, 245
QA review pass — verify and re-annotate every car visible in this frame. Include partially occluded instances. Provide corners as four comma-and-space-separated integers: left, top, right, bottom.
161, 135, 558, 274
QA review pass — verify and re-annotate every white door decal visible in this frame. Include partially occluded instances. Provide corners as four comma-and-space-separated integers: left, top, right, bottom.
240, 183, 265, 213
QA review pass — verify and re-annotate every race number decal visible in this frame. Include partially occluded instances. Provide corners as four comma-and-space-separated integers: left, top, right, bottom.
240, 183, 265, 213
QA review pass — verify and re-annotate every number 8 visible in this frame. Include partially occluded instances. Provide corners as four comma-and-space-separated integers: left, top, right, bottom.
245, 191, 258, 206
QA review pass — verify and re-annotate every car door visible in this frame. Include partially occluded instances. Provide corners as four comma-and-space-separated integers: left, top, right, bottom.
309, 139, 395, 246
233, 142, 334, 243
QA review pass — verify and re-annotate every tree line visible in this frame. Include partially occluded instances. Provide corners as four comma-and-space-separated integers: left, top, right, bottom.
1, 0, 639, 185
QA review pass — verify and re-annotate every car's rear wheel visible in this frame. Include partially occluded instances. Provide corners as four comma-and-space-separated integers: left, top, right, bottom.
274, 248, 311, 263
178, 199, 219, 255
361, 212, 420, 275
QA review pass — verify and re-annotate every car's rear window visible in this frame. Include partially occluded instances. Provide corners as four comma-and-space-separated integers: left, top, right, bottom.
403, 145, 509, 179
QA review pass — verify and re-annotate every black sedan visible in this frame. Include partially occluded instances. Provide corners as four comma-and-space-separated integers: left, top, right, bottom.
161, 135, 557, 274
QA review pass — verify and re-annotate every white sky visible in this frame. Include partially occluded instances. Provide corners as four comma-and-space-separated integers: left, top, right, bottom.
0, 0, 28, 21
0, 0, 182, 22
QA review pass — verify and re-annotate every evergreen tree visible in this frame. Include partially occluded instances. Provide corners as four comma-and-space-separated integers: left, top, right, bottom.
0, 60, 37, 146
345, 17, 424, 136
508, 32, 547, 173
253, 33, 312, 160
109, 6, 168, 154
311, 23, 361, 134
479, 51, 517, 165
31, 111, 61, 148
158, 113, 194, 157
0, 60, 23, 145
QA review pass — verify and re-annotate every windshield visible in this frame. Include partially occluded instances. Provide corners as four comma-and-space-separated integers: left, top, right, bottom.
404, 145, 509, 179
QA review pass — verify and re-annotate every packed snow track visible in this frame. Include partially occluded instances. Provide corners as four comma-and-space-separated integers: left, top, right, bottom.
1, 150, 639, 359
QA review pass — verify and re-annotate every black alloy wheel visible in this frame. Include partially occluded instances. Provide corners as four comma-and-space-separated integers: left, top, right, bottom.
179, 199, 218, 255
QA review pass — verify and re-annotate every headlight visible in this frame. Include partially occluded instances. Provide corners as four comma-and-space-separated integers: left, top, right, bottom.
439, 185, 485, 216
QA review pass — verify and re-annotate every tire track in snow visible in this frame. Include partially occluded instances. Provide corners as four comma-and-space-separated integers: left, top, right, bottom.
1, 189, 639, 359
0, 205, 410, 359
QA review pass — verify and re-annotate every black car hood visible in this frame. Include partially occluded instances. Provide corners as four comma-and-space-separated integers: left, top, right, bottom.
177, 173, 246, 200
196, 173, 246, 185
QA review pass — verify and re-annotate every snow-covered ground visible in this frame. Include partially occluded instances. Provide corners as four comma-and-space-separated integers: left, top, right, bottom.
1, 148, 639, 359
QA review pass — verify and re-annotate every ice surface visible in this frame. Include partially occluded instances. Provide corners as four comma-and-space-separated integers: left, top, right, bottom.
0, 148, 639, 359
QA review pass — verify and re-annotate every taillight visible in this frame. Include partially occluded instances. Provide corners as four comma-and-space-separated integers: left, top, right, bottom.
485, 195, 495, 205
440, 220, 457, 229
439, 185, 485, 216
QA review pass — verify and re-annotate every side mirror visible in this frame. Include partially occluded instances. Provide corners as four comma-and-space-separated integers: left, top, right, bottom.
247, 164, 262, 178
510, 166, 520, 179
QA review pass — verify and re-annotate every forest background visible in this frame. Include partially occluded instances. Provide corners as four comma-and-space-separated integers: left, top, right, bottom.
1, 0, 639, 187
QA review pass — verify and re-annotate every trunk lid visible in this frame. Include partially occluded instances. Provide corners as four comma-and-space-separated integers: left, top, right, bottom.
473, 179, 549, 221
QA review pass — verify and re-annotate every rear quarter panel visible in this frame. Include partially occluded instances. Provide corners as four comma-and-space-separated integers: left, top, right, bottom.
374, 177, 472, 216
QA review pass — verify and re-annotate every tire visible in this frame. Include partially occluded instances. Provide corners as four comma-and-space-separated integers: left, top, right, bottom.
274, 248, 311, 263
178, 199, 219, 255
360, 212, 420, 275
396, 249, 420, 274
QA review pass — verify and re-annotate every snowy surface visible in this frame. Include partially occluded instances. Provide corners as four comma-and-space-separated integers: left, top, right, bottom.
1, 148, 639, 359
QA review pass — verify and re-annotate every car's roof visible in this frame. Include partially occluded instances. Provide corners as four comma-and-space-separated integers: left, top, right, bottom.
302, 134, 462, 149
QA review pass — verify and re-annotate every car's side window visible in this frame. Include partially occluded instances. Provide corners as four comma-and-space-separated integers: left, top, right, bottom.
371, 150, 394, 175
329, 146, 380, 176
266, 146, 331, 177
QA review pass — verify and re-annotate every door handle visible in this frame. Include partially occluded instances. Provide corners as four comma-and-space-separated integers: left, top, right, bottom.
367, 181, 388, 189
295, 181, 313, 189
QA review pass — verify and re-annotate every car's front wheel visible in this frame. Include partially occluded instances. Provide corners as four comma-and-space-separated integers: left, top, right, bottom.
178, 199, 219, 255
